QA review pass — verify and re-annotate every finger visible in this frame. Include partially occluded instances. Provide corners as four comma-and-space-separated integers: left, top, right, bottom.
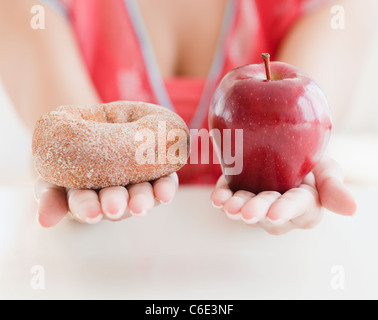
127, 182, 155, 216
223, 190, 255, 220
210, 175, 233, 209
286, 183, 324, 229
258, 220, 296, 236
266, 184, 321, 225
291, 207, 325, 230
99, 186, 129, 220
67, 189, 103, 224
240, 191, 281, 224
153, 173, 178, 205
313, 156, 357, 216
35, 178, 68, 228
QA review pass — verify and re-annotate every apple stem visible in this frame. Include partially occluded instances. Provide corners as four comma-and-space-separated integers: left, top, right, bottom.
262, 53, 272, 81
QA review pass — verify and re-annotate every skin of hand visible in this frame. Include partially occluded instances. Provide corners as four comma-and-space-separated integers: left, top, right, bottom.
210, 155, 357, 235
34, 173, 179, 227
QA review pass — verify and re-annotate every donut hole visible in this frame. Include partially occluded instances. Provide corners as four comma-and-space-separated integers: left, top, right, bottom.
103, 103, 147, 124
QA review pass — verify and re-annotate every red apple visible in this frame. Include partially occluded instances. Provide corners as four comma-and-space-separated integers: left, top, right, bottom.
209, 53, 332, 194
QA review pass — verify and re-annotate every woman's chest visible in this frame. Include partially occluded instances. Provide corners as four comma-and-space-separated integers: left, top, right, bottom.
136, 0, 229, 78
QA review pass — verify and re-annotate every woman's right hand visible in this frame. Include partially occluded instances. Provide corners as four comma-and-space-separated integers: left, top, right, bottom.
34, 173, 179, 227
210, 155, 357, 235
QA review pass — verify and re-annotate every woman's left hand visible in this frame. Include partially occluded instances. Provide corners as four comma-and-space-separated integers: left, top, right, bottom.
210, 155, 357, 235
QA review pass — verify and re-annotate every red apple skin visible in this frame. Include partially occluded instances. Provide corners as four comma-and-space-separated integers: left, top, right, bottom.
209, 62, 332, 194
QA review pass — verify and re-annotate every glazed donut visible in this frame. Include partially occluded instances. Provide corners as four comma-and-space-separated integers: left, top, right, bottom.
32, 101, 190, 189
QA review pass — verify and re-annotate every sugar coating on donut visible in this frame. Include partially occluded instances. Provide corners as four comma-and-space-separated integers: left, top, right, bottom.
32, 101, 190, 189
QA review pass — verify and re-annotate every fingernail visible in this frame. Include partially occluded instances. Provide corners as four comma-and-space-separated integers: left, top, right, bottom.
104, 209, 124, 220
36, 210, 50, 228
224, 209, 241, 221
242, 216, 259, 225
36, 211, 42, 227
159, 199, 172, 205
130, 210, 148, 217
266, 217, 286, 226
212, 201, 223, 210
85, 214, 103, 224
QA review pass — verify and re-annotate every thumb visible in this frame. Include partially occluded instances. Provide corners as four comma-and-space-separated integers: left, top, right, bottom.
34, 177, 68, 227
313, 156, 357, 216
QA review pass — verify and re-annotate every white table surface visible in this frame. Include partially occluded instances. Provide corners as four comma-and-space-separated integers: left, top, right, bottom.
0, 182, 377, 300
0, 79, 377, 300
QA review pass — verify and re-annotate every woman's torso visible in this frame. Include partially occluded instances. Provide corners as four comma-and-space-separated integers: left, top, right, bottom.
43, 0, 320, 184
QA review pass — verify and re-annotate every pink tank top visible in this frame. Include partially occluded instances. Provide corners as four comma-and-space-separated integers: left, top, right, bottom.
40, 0, 328, 185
